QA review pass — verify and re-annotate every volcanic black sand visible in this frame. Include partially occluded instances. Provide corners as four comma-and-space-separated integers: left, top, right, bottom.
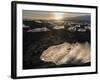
23, 28, 91, 69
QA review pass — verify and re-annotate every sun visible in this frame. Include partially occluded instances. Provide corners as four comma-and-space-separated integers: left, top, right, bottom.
53, 13, 64, 20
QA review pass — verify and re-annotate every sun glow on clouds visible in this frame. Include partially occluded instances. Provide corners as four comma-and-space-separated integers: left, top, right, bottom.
53, 13, 65, 20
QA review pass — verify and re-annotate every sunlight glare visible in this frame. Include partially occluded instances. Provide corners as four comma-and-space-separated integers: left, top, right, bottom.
53, 13, 65, 20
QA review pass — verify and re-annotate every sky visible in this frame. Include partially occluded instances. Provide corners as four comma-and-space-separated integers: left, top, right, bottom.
23, 10, 90, 20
